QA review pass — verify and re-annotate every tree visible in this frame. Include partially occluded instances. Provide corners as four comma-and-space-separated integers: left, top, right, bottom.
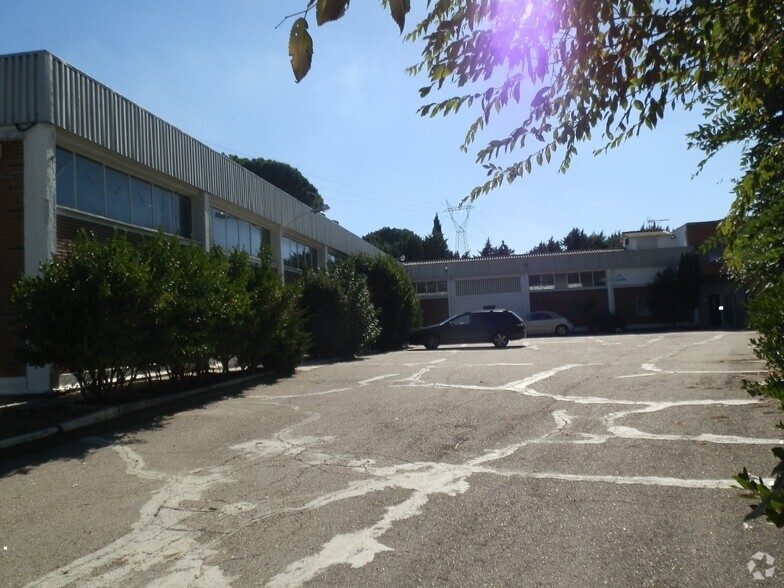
562, 228, 589, 252
479, 237, 495, 257
528, 237, 563, 254
288, 0, 784, 525
606, 231, 624, 249
228, 155, 325, 209
423, 214, 454, 260
479, 237, 514, 257
363, 227, 425, 261
648, 253, 701, 326
560, 227, 620, 251
638, 221, 670, 233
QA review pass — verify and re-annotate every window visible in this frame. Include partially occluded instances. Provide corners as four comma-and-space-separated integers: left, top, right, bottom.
414, 280, 448, 295
226, 215, 239, 251
250, 225, 263, 257
211, 207, 271, 258
451, 314, 470, 326
529, 274, 555, 290
538, 271, 607, 290
212, 209, 228, 250
234, 219, 248, 254
56, 147, 76, 208
56, 147, 191, 238
106, 167, 131, 223
174, 194, 192, 238
131, 178, 153, 228
283, 237, 317, 271
567, 273, 582, 288
153, 186, 175, 234
76, 154, 105, 216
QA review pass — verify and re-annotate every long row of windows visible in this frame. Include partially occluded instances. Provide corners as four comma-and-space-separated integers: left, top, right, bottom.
57, 149, 341, 270
530, 271, 607, 291
211, 208, 271, 257
415, 280, 448, 295
56, 147, 192, 238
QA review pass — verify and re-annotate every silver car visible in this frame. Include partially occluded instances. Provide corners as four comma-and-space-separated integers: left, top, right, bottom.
523, 311, 574, 336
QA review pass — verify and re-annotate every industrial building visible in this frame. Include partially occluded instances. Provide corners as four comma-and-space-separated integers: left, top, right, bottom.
0, 51, 382, 394
404, 220, 745, 331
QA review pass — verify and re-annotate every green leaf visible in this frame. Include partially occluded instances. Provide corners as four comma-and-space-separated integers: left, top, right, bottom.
289, 18, 314, 83
316, 0, 349, 26
387, 0, 410, 33
530, 86, 550, 109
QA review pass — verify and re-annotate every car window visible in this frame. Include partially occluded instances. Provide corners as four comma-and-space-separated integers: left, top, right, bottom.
451, 314, 471, 326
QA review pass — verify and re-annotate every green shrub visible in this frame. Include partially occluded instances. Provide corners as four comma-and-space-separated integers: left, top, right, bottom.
139, 234, 227, 381
236, 249, 310, 375
341, 254, 422, 350
212, 249, 254, 374
300, 266, 379, 358
12, 231, 310, 397
735, 272, 784, 526
259, 283, 310, 376
12, 231, 150, 401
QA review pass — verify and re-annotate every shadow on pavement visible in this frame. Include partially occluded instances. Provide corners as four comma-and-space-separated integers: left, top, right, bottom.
0, 371, 281, 474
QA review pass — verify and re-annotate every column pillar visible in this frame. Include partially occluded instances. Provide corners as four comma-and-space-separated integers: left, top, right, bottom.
24, 124, 57, 392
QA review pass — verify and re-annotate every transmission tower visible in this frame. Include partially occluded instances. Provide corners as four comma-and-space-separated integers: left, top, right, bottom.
445, 200, 474, 257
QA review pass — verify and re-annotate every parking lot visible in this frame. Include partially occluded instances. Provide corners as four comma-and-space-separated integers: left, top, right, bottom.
2, 331, 782, 587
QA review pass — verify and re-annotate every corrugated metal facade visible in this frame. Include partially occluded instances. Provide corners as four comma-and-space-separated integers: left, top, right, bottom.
0, 51, 380, 256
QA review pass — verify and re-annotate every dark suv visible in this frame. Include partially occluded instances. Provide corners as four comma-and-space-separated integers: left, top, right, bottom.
409, 310, 526, 349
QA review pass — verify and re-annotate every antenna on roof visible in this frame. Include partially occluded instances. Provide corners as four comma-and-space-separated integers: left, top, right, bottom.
645, 217, 670, 231
445, 200, 473, 257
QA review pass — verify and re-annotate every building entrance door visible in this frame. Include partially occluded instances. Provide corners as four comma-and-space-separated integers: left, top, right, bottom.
708, 294, 722, 327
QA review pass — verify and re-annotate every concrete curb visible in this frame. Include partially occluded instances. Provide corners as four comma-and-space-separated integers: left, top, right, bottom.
0, 372, 266, 451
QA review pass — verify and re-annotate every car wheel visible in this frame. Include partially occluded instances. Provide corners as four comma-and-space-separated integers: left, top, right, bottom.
424, 335, 440, 350
492, 332, 509, 348
555, 324, 570, 336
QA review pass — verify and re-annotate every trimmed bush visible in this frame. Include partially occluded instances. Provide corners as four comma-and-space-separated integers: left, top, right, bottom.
139, 234, 228, 381
341, 254, 422, 350
259, 283, 310, 376
12, 231, 309, 399
299, 265, 379, 358
12, 231, 151, 401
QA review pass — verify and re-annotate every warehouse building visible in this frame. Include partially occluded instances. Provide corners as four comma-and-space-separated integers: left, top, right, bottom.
404, 220, 745, 332
0, 51, 382, 394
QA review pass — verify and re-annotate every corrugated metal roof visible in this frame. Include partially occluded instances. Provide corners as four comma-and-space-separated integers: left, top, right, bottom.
404, 247, 690, 281
0, 51, 381, 257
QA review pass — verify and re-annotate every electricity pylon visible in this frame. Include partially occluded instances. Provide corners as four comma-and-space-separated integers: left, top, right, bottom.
445, 200, 473, 257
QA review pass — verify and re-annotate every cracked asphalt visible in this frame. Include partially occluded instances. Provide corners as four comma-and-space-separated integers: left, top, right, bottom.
1, 331, 782, 587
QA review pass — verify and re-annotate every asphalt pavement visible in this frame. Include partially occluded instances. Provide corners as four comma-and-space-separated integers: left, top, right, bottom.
2, 331, 783, 587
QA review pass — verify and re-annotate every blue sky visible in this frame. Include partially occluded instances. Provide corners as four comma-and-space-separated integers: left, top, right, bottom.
4, 1, 743, 255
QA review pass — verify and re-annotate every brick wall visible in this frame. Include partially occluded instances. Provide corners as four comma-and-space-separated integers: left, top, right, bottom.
0, 141, 26, 377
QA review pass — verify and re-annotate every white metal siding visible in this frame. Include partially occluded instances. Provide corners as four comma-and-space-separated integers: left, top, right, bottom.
1, 51, 381, 257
